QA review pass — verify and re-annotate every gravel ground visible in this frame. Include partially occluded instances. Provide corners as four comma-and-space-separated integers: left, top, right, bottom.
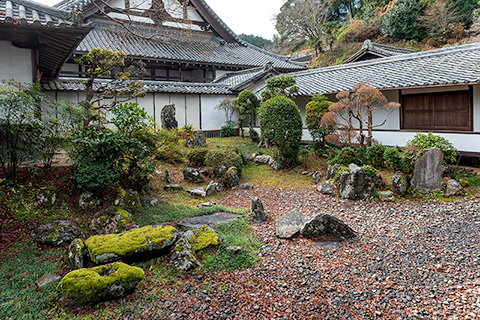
152, 187, 479, 319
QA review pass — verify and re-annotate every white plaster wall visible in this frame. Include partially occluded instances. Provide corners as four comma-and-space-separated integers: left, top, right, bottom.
201, 94, 237, 130
0, 41, 32, 83
473, 85, 480, 132
186, 95, 201, 129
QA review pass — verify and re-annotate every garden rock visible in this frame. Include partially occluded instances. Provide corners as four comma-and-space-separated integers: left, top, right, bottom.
301, 214, 356, 240
223, 167, 239, 188
254, 155, 272, 165
161, 103, 178, 129
392, 172, 408, 196
244, 154, 256, 161
197, 202, 216, 209
178, 212, 241, 229
65, 238, 86, 270
185, 130, 207, 148
183, 167, 206, 183
338, 164, 374, 200
89, 209, 137, 235
170, 226, 219, 271
251, 197, 267, 222
140, 197, 158, 207
213, 166, 228, 179
164, 184, 183, 191
240, 183, 254, 190
31, 220, 81, 246
411, 148, 444, 194
225, 246, 243, 253
114, 189, 141, 214
187, 187, 206, 198
57, 262, 144, 308
206, 182, 219, 196
270, 160, 283, 171
312, 171, 323, 184
85, 224, 179, 265
445, 179, 463, 197
35, 273, 62, 289
78, 191, 100, 210
36, 186, 57, 206
378, 191, 395, 202
165, 169, 172, 184
317, 180, 335, 196
327, 164, 342, 180
275, 212, 311, 239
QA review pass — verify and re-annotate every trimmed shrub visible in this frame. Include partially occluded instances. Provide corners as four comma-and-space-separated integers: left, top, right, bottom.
258, 96, 303, 167
155, 128, 184, 164
205, 149, 243, 171
365, 144, 387, 168
305, 95, 335, 153
383, 147, 404, 171
186, 148, 209, 167
328, 146, 366, 166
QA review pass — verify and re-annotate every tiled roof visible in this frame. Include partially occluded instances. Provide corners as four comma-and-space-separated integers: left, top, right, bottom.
212, 64, 279, 90
256, 43, 480, 96
42, 77, 232, 94
345, 40, 416, 63
0, 0, 82, 28
74, 22, 305, 72
54, 0, 89, 11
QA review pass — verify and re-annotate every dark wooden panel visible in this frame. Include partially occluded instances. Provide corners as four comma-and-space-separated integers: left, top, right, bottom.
402, 90, 472, 132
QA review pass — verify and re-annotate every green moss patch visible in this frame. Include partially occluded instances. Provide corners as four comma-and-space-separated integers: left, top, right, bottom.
57, 262, 144, 307
85, 225, 178, 264
190, 225, 219, 252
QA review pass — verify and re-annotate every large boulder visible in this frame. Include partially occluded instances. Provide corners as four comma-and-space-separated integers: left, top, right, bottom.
301, 214, 356, 240
177, 212, 241, 229
78, 191, 100, 211
411, 148, 444, 194
170, 225, 219, 271
223, 167, 239, 188
254, 155, 273, 165
64, 239, 86, 270
392, 172, 408, 196
114, 189, 141, 214
275, 212, 311, 239
57, 262, 144, 308
85, 224, 179, 265
31, 220, 81, 247
89, 209, 138, 235
183, 167, 206, 183
445, 179, 464, 197
36, 186, 57, 206
161, 103, 178, 129
185, 130, 207, 148
251, 197, 267, 223
338, 164, 375, 200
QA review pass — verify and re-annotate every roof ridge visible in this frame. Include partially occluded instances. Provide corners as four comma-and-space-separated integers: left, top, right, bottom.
8, 0, 72, 17
54, 77, 231, 87
288, 43, 480, 77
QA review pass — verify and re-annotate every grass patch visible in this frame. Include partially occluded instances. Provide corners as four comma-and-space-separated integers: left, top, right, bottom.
134, 204, 246, 227
203, 218, 262, 271
0, 242, 61, 320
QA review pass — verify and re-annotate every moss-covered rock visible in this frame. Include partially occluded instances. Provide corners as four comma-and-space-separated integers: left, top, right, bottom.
78, 191, 100, 211
64, 238, 86, 270
223, 167, 239, 188
85, 224, 179, 265
89, 208, 138, 235
31, 220, 81, 247
114, 189, 142, 214
169, 225, 219, 271
36, 186, 57, 206
57, 262, 144, 308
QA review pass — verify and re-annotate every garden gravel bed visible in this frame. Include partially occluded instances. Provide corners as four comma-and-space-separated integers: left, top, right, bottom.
151, 187, 480, 320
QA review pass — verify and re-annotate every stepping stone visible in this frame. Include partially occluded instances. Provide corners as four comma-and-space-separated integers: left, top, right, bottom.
177, 212, 242, 229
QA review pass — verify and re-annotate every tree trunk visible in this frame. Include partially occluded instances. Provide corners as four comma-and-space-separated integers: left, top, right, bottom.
367, 107, 373, 147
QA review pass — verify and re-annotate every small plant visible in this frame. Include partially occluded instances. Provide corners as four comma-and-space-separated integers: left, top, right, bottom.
328, 146, 366, 166
406, 132, 458, 164
220, 124, 237, 137
181, 124, 194, 137
383, 146, 404, 171
361, 164, 377, 177
155, 128, 184, 163
364, 144, 387, 168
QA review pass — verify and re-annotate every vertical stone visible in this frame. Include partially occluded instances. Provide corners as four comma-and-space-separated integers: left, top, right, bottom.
411, 148, 444, 194
161, 103, 178, 129
251, 197, 267, 223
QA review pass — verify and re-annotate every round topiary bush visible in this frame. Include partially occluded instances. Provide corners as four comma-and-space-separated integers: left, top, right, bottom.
186, 148, 209, 167
305, 95, 334, 152
205, 149, 243, 170
258, 96, 303, 167
406, 132, 458, 164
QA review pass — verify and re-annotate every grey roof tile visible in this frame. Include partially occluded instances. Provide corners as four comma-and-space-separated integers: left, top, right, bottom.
256, 43, 480, 96
0, 0, 81, 28
42, 77, 232, 94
